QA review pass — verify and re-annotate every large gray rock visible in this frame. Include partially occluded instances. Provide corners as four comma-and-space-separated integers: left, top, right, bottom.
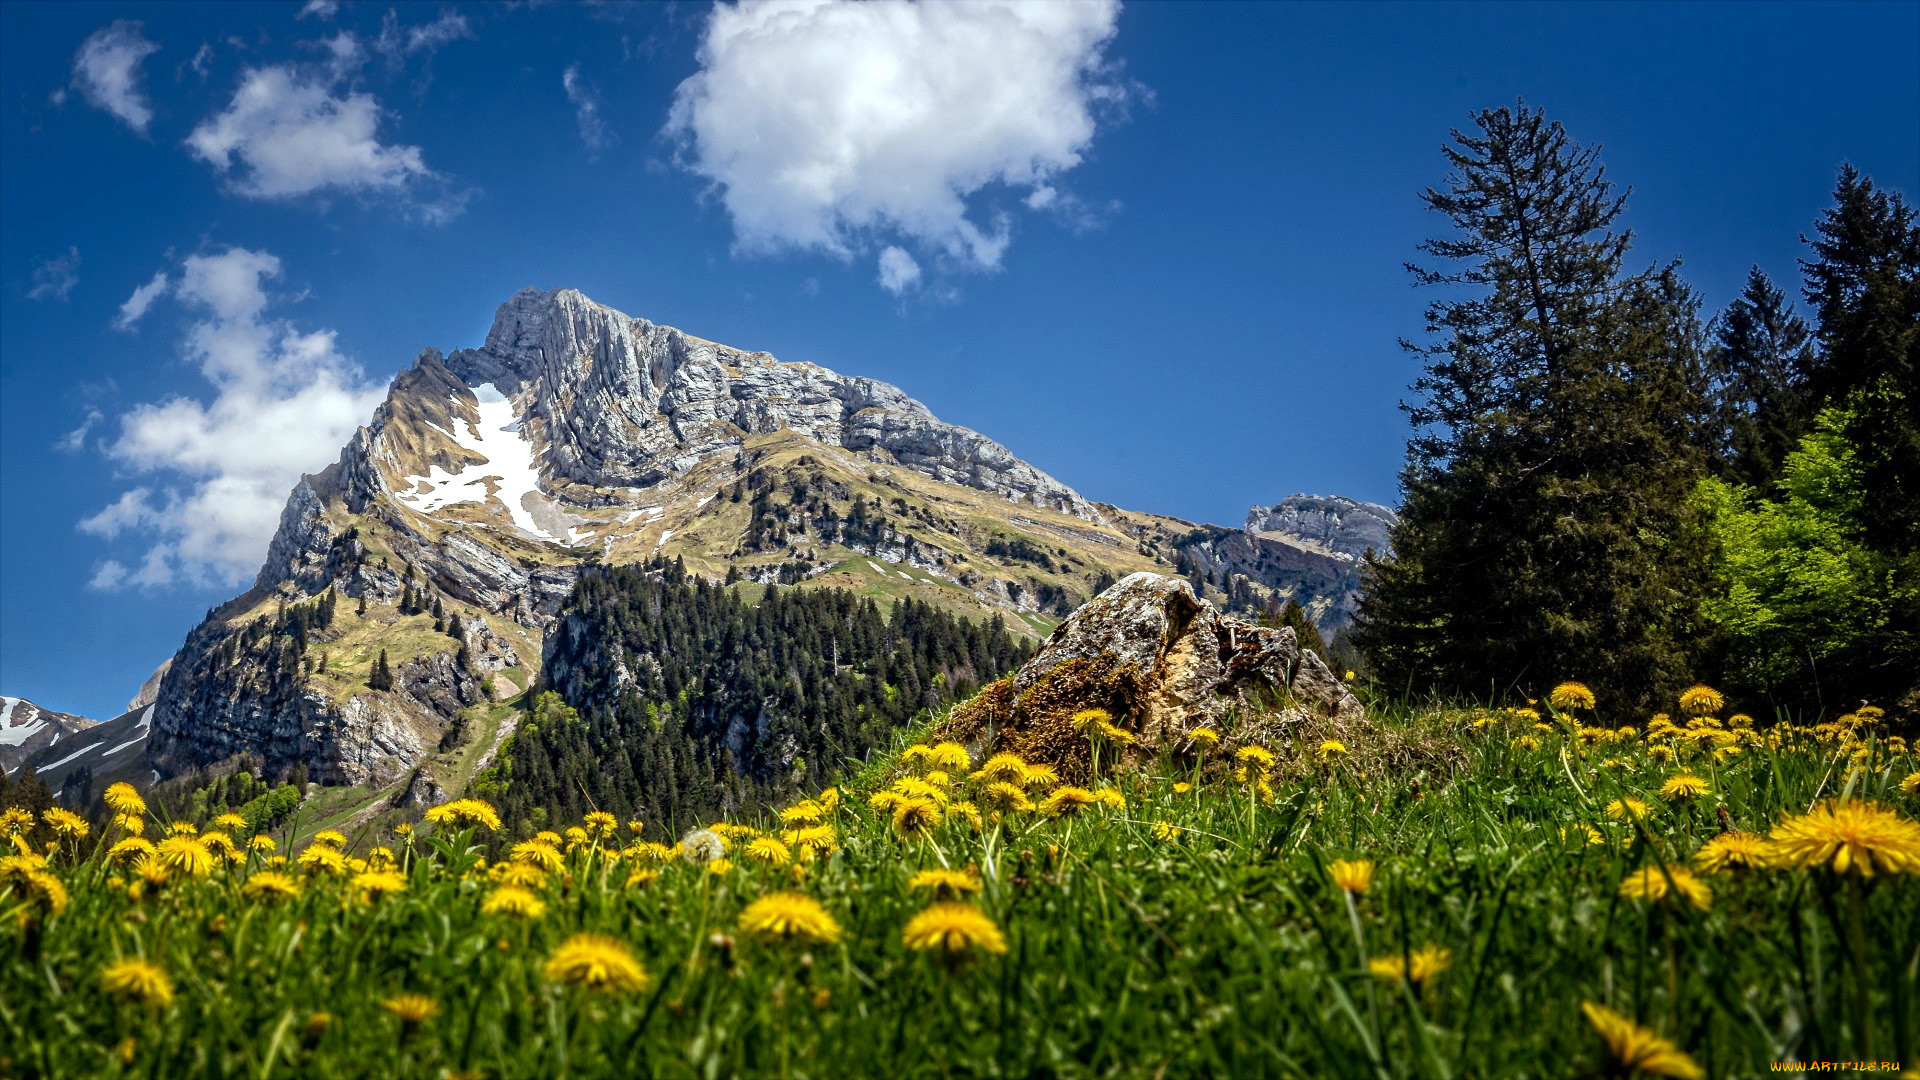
953, 572, 1362, 765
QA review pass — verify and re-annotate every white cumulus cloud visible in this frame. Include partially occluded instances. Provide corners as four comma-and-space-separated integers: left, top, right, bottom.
81, 247, 388, 589
71, 20, 161, 134
876, 246, 921, 295
563, 64, 615, 159
297, 0, 339, 20
186, 64, 432, 201
665, 0, 1130, 285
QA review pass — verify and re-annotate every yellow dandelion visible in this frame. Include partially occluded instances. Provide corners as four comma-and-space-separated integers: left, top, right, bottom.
892, 797, 945, 835
1171, 782, 1192, 794
1618, 865, 1713, 911
381, 993, 440, 1031
101, 958, 174, 1009
1658, 774, 1710, 801
511, 840, 566, 873
1152, 821, 1180, 842
744, 837, 793, 867
352, 869, 407, 902
1329, 859, 1374, 896
166, 821, 198, 837
582, 811, 617, 838
1898, 770, 1920, 798
1562, 824, 1605, 847
974, 752, 1030, 784
738, 891, 843, 944
481, 885, 547, 919
1185, 727, 1221, 750
1, 807, 33, 837
947, 800, 984, 828
492, 860, 548, 888
1318, 739, 1349, 759
423, 798, 503, 832
1549, 682, 1596, 711
1368, 945, 1452, 985
212, 813, 248, 833
1604, 798, 1653, 823
902, 902, 1008, 956
1095, 719, 1137, 746
706, 857, 734, 875
154, 836, 216, 878
110, 812, 145, 837
1234, 745, 1276, 772
928, 742, 971, 772
1512, 735, 1542, 751
1678, 685, 1724, 717
312, 829, 348, 848
199, 831, 236, 856
778, 802, 825, 825
908, 867, 982, 898
107, 837, 156, 864
1039, 786, 1101, 816
980, 781, 1035, 813
1022, 764, 1061, 790
24, 870, 68, 915
544, 934, 650, 993
891, 776, 949, 803
625, 867, 661, 889
1580, 1001, 1703, 1080
104, 782, 146, 815
44, 807, 90, 839
1767, 800, 1920, 876
249, 834, 276, 854
242, 871, 302, 902
296, 844, 347, 876
1070, 708, 1112, 734
1692, 832, 1772, 874
784, 825, 838, 854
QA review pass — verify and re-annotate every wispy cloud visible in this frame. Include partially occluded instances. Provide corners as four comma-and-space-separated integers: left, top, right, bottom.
27, 247, 81, 302
665, 0, 1134, 292
114, 270, 171, 330
81, 247, 387, 589
374, 10, 473, 62
297, 0, 339, 20
71, 20, 161, 134
562, 64, 615, 159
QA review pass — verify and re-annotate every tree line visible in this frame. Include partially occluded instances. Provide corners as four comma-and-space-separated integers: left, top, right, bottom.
1355, 102, 1917, 722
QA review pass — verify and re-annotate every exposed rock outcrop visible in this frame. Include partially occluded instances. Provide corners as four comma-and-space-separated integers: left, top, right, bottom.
943, 572, 1362, 770
0, 696, 96, 774
1245, 495, 1397, 563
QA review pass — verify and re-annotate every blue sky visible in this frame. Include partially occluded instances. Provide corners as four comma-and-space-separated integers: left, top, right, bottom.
3, 0, 1916, 720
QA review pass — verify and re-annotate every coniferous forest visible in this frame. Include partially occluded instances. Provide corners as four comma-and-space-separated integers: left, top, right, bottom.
485, 559, 1031, 836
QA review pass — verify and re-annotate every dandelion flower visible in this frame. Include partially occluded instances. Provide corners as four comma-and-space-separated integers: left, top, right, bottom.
1618, 865, 1713, 911
947, 800, 984, 829
1549, 682, 1596, 711
352, 869, 407, 902
249, 834, 276, 854
1096, 719, 1137, 745
1899, 770, 1920, 798
980, 781, 1035, 814
1171, 782, 1192, 794
1659, 774, 1710, 801
1511, 735, 1542, 751
1766, 800, 1920, 877
902, 902, 1008, 955
891, 776, 948, 803
1152, 821, 1180, 842
44, 808, 90, 839
1319, 740, 1349, 760
582, 811, 618, 838
200, 831, 236, 856
108, 837, 156, 864
243, 871, 302, 902
167, 821, 198, 837
625, 867, 661, 889
928, 742, 971, 772
1, 807, 32, 837
909, 868, 982, 898
1580, 1001, 1703, 1080
104, 782, 146, 815
482, 885, 547, 919
101, 958, 174, 1009
1692, 833, 1771, 874
155, 836, 216, 878
212, 813, 248, 833
1368, 945, 1451, 985
744, 837, 793, 867
784, 825, 838, 855
892, 797, 945, 835
1329, 859, 1374, 896
493, 861, 548, 888
973, 753, 1029, 785
511, 840, 566, 873
1039, 787, 1101, 817
297, 845, 347, 876
1678, 685, 1724, 717
1022, 764, 1061, 790
309, 829, 346, 848
1185, 727, 1221, 751
544, 934, 650, 993
779, 802, 826, 825
111, 813, 145, 837
24, 870, 68, 915
1604, 798, 1652, 823
869, 790, 907, 814
381, 993, 440, 1032
706, 857, 734, 875
1234, 746, 1276, 773
738, 891, 843, 944
1070, 709, 1112, 734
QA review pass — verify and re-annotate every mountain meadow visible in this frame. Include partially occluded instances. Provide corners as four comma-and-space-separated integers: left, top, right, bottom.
5, 104, 1918, 1079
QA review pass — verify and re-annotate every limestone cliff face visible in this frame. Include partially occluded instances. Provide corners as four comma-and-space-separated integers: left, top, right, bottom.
1245, 495, 1397, 563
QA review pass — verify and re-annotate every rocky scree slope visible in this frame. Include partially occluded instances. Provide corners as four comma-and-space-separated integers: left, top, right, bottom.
130, 288, 1380, 805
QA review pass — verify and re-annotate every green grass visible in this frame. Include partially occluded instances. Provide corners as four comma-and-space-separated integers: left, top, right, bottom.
4, 697, 1918, 1078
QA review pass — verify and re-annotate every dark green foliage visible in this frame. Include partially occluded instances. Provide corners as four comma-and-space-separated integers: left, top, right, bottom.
1706, 266, 1816, 489
368, 649, 395, 692
985, 535, 1055, 571
491, 559, 1030, 837
1355, 103, 1716, 715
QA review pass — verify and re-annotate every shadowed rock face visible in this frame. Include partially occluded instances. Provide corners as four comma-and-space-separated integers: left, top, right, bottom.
949, 572, 1363, 767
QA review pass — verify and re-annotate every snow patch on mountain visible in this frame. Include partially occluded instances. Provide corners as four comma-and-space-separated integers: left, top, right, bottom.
395, 383, 588, 546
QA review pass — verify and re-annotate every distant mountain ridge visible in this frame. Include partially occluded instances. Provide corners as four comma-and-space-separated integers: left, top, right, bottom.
18, 287, 1393, 811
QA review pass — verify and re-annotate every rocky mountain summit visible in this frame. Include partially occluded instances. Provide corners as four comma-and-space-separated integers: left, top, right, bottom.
1245, 495, 1397, 563
29, 286, 1392, 811
1, 697, 96, 775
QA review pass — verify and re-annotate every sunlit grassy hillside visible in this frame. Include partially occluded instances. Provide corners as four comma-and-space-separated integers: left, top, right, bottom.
4, 685, 1919, 1078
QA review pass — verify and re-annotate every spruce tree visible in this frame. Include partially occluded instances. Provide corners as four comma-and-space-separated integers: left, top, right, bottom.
1707, 266, 1816, 490
368, 649, 394, 691
1355, 102, 1714, 714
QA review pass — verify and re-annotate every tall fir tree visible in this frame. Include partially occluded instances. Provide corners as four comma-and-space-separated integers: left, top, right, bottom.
1355, 103, 1714, 714
1706, 266, 1816, 490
